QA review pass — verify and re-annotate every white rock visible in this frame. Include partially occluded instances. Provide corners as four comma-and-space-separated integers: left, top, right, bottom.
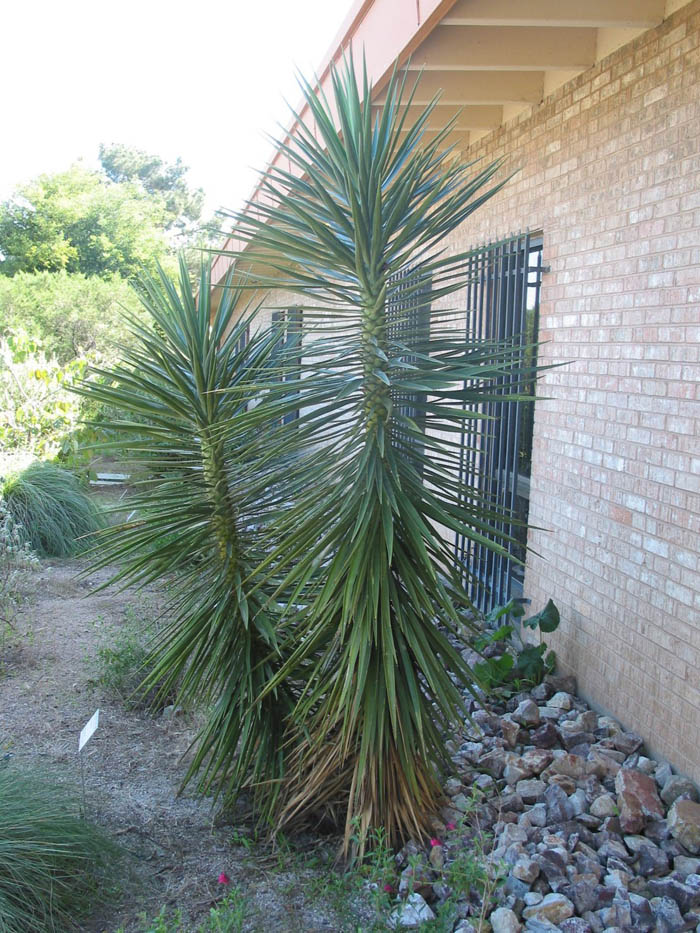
522, 892, 575, 924
490, 906, 522, 932
547, 691, 573, 710
569, 788, 588, 816
498, 823, 529, 849
513, 698, 540, 726
675, 855, 700, 877
529, 803, 548, 827
388, 893, 435, 928
590, 794, 617, 818
475, 773, 495, 793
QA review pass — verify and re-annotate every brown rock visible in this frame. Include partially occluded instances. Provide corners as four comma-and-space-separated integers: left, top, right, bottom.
548, 773, 577, 794
512, 855, 540, 884
546, 674, 577, 695
516, 778, 547, 804
530, 721, 560, 748
429, 844, 444, 871
668, 799, 700, 854
575, 710, 599, 733
500, 716, 521, 748
504, 757, 533, 786
587, 748, 622, 780
543, 753, 591, 781
615, 769, 664, 833
478, 749, 507, 779
522, 892, 575, 924
661, 775, 699, 807
617, 792, 645, 834
613, 731, 644, 756
520, 747, 554, 774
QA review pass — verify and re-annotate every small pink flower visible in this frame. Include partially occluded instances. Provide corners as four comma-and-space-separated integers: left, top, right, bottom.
430, 837, 441, 847
383, 883, 394, 893
217, 872, 231, 885
446, 822, 456, 832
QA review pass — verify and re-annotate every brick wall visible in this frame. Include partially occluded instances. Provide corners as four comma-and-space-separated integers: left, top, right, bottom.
443, 1, 700, 778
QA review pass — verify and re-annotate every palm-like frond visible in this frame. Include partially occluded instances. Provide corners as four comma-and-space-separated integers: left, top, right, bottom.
215, 58, 537, 851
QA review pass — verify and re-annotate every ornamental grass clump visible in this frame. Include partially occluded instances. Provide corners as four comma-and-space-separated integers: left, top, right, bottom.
0, 763, 121, 932
1, 461, 103, 557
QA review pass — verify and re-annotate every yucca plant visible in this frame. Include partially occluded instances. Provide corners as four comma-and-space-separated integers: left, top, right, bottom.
216, 58, 538, 851
79, 259, 301, 813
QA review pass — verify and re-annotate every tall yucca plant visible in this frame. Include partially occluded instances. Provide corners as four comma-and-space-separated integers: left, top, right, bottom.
79, 259, 298, 812
217, 59, 536, 850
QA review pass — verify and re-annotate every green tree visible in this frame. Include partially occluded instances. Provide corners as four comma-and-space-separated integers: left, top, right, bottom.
0, 270, 142, 363
99, 143, 205, 237
0, 165, 170, 279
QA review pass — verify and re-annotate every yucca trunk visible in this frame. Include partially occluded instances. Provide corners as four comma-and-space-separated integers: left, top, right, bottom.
201, 430, 240, 568
361, 283, 391, 435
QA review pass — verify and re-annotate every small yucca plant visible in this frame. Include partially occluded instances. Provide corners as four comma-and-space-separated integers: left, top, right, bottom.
80, 260, 300, 813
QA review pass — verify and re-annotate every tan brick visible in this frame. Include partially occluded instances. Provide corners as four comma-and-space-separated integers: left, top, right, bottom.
432, 1, 700, 782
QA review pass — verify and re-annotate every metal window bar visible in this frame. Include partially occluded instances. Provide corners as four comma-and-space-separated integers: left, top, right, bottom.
386, 265, 432, 466
271, 308, 303, 424
455, 233, 544, 613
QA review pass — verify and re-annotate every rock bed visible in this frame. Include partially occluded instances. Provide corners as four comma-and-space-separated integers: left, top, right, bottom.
390, 674, 700, 932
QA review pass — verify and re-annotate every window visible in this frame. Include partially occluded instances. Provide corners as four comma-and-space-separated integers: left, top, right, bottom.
234, 322, 250, 356
454, 233, 544, 612
271, 308, 303, 424
387, 265, 431, 467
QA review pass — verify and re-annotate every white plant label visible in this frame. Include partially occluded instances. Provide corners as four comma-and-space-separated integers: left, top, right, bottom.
78, 709, 100, 752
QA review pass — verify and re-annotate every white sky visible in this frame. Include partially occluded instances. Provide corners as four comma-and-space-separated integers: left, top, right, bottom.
1, 0, 352, 218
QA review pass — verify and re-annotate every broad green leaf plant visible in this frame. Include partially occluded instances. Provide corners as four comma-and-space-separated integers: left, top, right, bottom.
214, 57, 538, 851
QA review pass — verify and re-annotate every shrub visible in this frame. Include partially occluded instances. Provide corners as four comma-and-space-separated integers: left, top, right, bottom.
472, 598, 560, 693
0, 332, 91, 462
0, 271, 142, 365
80, 260, 295, 815
0, 500, 37, 639
0, 762, 121, 932
1, 461, 103, 557
92, 608, 173, 711
222, 57, 536, 853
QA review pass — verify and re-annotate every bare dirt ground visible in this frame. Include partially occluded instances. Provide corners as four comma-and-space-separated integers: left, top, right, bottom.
0, 558, 361, 932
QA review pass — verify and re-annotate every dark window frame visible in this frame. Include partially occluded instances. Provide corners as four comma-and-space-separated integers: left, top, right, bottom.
271, 307, 303, 424
454, 232, 545, 612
